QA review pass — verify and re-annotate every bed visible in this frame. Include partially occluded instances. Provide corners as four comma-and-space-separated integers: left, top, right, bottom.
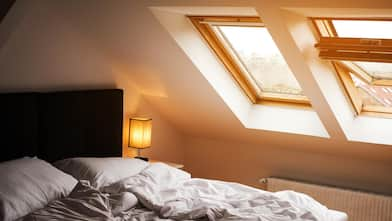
0, 89, 347, 221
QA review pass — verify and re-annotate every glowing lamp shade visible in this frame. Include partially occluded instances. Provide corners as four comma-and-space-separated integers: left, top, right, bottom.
128, 118, 152, 150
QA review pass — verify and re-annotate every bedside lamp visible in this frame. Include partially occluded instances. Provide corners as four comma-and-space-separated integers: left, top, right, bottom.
128, 117, 152, 161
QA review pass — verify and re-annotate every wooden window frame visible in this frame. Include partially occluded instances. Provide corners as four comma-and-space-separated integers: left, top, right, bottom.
312, 17, 392, 116
189, 16, 311, 108
334, 62, 392, 117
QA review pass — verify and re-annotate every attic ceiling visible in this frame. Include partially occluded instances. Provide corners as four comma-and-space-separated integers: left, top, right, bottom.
1, 0, 392, 162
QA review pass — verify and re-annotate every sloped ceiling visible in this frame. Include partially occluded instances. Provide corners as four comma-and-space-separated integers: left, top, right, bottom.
52, 0, 392, 159
1, 0, 392, 162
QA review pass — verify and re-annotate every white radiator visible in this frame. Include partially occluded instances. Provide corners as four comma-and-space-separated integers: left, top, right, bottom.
265, 177, 392, 221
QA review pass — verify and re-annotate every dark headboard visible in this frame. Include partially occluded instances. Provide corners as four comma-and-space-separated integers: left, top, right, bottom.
0, 89, 123, 162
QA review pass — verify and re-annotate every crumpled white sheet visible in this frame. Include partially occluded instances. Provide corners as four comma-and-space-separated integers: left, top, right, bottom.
103, 163, 332, 221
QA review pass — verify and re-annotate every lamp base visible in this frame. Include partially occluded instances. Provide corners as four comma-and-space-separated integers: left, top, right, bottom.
134, 156, 149, 161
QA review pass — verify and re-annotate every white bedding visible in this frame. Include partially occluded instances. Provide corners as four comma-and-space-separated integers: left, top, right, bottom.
54, 157, 149, 188
328, 210, 348, 221
0, 157, 77, 221
103, 163, 336, 221
24, 161, 347, 221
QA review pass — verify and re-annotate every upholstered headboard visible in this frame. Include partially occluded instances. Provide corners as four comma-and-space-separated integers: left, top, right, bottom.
0, 89, 123, 162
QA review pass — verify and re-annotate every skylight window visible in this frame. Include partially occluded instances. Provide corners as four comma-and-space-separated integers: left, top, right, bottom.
353, 62, 392, 80
332, 20, 392, 39
351, 72, 392, 112
339, 61, 392, 86
189, 16, 309, 106
332, 63, 392, 114
214, 26, 304, 96
312, 18, 392, 116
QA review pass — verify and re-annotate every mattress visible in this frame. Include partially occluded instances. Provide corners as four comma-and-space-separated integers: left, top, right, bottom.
328, 209, 348, 221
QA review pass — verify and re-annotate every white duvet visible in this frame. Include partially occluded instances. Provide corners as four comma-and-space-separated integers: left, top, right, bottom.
103, 163, 333, 221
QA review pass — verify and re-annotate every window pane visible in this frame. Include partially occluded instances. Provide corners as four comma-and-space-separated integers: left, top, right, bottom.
351, 73, 392, 107
332, 20, 392, 39
353, 61, 392, 80
215, 26, 304, 96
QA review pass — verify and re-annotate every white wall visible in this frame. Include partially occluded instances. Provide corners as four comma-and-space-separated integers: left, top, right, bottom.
185, 136, 392, 195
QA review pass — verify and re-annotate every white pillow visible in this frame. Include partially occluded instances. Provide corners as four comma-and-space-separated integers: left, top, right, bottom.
54, 157, 149, 188
0, 157, 77, 221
